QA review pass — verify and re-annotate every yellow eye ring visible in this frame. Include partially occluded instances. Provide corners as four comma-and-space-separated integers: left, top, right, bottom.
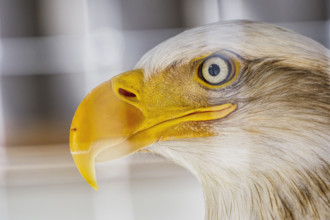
196, 53, 239, 89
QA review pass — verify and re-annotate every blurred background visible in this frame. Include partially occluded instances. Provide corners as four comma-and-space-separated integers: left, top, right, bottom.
0, 0, 329, 219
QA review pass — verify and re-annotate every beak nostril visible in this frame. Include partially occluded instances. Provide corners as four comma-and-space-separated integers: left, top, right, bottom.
118, 88, 137, 98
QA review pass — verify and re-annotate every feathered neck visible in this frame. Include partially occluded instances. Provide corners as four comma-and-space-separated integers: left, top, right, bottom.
200, 166, 329, 220
148, 136, 329, 220
149, 111, 330, 220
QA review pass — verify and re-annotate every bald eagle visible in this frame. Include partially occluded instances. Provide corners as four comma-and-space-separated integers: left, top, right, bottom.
70, 21, 330, 219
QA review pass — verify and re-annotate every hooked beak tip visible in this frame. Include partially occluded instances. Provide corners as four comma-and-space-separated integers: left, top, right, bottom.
72, 152, 99, 190
89, 181, 99, 191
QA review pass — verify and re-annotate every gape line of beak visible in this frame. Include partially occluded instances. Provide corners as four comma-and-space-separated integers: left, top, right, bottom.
70, 70, 237, 190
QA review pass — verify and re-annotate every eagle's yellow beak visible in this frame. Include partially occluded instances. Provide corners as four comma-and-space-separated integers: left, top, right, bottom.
70, 69, 236, 190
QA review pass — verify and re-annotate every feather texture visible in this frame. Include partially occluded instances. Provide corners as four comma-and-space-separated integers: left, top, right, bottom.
139, 21, 330, 219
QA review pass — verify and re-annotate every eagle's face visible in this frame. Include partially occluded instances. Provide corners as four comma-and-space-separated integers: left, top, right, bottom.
70, 21, 330, 216
138, 22, 330, 184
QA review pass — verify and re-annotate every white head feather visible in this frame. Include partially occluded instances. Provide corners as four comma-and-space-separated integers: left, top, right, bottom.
135, 21, 330, 219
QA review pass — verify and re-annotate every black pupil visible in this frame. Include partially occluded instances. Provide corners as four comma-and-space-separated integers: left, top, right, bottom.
208, 64, 220, 76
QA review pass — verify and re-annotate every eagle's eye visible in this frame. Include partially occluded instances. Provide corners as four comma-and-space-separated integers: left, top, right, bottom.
195, 52, 241, 89
199, 55, 233, 86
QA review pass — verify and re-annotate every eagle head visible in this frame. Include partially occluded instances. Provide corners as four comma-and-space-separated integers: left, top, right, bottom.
70, 21, 330, 219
